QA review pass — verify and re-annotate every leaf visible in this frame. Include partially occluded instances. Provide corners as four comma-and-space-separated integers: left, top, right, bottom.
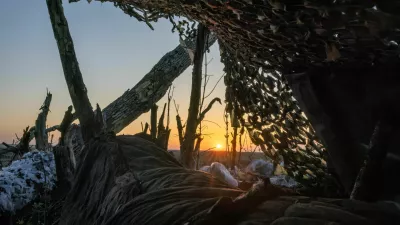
325, 43, 341, 61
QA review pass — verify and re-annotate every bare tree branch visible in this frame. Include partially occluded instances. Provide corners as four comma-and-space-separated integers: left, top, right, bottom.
166, 86, 174, 131
46, 0, 95, 142
174, 100, 184, 148
150, 104, 158, 140
157, 103, 167, 139
59, 106, 74, 146
198, 97, 222, 123
204, 73, 225, 99
94, 33, 217, 134
34, 91, 52, 150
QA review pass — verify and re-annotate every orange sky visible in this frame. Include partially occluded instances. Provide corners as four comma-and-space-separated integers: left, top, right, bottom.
0, 1, 227, 150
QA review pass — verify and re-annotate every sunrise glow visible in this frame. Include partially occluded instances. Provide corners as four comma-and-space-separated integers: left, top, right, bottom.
216, 144, 222, 149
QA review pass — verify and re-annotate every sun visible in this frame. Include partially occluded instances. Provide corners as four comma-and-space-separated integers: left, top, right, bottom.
216, 144, 222, 149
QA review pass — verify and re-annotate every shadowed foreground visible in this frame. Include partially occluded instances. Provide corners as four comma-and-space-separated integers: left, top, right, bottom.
59, 135, 400, 225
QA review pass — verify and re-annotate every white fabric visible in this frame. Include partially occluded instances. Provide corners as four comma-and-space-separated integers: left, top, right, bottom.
270, 174, 298, 188
245, 159, 274, 178
210, 162, 238, 188
199, 165, 211, 173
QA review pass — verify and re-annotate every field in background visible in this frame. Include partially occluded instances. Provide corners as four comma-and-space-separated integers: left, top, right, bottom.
169, 150, 266, 168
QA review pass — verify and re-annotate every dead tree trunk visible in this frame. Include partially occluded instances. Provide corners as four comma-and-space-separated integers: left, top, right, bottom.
150, 104, 158, 140
156, 103, 170, 149
53, 145, 76, 200
47, 0, 217, 141
34, 91, 52, 150
52, 105, 77, 200
59, 106, 74, 145
135, 103, 171, 150
25, 32, 217, 139
1, 91, 58, 166
180, 24, 209, 169
46, 0, 95, 142
98, 33, 217, 134
176, 115, 184, 147
53, 106, 105, 196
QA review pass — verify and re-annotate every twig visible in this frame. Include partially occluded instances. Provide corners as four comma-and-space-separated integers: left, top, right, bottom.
1, 142, 12, 148
173, 100, 179, 114
198, 97, 222, 122
224, 110, 230, 154
248, 145, 259, 161
14, 134, 20, 142
200, 146, 217, 154
47, 125, 60, 133
166, 86, 174, 130
206, 57, 214, 65
199, 49, 209, 112
18, 126, 32, 153
204, 73, 225, 99
50, 134, 54, 145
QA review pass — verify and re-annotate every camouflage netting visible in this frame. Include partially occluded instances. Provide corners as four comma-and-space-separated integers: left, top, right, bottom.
223, 52, 337, 193
101, 0, 400, 69
76, 0, 400, 191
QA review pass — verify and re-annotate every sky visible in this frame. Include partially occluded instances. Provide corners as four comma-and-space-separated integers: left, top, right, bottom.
0, 0, 227, 150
